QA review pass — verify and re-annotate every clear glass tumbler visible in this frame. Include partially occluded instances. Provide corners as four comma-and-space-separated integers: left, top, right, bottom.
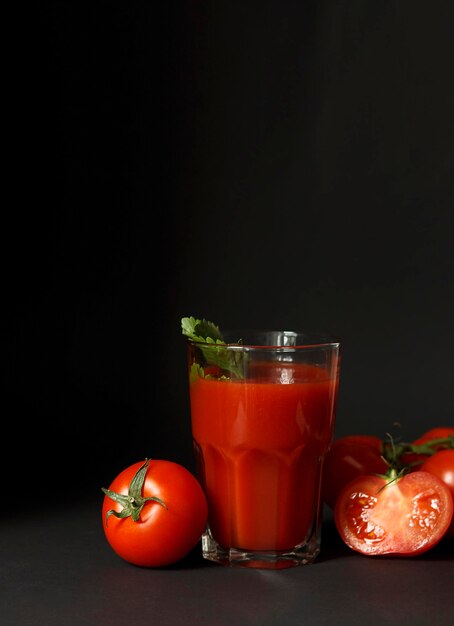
186, 329, 341, 569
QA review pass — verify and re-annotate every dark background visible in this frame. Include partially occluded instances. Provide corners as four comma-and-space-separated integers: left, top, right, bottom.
4, 1, 454, 504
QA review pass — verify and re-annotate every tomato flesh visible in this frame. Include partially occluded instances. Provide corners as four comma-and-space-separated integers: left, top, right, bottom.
335, 471, 453, 556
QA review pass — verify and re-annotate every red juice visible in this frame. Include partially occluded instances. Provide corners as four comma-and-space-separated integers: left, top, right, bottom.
189, 361, 339, 552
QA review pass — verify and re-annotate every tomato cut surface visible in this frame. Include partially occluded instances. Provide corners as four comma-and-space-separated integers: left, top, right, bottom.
334, 471, 453, 556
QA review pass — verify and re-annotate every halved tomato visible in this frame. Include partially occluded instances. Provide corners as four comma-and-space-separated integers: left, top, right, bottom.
334, 470, 453, 556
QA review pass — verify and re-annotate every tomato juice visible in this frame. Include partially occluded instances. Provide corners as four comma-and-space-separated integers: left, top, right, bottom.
189, 360, 339, 554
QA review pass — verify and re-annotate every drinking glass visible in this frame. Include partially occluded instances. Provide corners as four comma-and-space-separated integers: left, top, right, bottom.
186, 329, 341, 569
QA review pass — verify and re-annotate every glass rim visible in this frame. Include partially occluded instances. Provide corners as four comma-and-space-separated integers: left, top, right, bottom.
187, 329, 341, 351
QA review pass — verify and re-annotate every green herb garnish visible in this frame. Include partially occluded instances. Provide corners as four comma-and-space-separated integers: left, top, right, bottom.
181, 316, 244, 379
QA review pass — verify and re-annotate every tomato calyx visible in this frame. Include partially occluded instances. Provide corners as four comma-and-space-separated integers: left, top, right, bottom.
379, 434, 411, 475
102, 458, 167, 524
350, 435, 410, 491
375, 466, 407, 494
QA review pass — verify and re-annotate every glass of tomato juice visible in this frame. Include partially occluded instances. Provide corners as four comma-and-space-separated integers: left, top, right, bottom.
186, 329, 341, 569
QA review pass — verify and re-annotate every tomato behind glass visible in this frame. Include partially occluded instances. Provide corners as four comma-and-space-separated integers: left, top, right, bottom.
414, 427, 454, 444
401, 427, 454, 468
334, 470, 453, 556
322, 435, 388, 510
102, 459, 208, 567
420, 449, 454, 538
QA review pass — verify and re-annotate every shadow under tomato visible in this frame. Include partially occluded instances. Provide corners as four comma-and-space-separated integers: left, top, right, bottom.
159, 541, 215, 570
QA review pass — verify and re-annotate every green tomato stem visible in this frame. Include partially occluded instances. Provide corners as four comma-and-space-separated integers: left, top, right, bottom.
381, 435, 454, 472
102, 458, 167, 525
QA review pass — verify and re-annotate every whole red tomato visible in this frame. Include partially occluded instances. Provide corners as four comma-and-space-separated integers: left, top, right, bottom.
401, 427, 454, 468
414, 427, 454, 444
102, 458, 208, 567
421, 449, 454, 538
335, 470, 453, 556
322, 435, 388, 510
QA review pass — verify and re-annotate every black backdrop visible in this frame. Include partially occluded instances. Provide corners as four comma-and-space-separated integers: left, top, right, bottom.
4, 1, 454, 504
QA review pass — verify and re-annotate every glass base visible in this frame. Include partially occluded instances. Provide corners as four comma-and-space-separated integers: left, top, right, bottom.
201, 531, 320, 570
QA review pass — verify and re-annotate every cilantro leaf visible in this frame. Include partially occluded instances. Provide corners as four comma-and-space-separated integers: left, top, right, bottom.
182, 316, 244, 379
181, 316, 224, 344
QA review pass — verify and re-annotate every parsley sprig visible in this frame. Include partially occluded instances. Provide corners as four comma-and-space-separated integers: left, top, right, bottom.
181, 316, 244, 379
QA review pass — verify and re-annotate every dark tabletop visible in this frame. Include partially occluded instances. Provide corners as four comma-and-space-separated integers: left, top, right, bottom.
2, 498, 452, 626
